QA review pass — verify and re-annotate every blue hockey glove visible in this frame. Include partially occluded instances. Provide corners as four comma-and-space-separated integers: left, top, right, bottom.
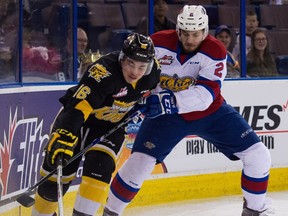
45, 128, 78, 169
142, 89, 178, 118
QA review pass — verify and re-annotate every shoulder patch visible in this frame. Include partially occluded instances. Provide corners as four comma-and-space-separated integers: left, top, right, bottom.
88, 63, 111, 82
158, 55, 173, 65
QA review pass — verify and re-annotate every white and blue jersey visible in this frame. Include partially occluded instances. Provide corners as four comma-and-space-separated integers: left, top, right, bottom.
132, 30, 261, 162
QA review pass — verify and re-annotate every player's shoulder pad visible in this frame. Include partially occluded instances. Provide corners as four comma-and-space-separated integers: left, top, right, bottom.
199, 35, 227, 60
150, 30, 178, 49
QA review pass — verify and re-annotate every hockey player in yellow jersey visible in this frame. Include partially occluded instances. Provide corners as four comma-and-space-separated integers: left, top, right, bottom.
31, 33, 161, 216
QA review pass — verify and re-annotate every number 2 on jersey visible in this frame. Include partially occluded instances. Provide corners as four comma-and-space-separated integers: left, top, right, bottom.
214, 62, 224, 78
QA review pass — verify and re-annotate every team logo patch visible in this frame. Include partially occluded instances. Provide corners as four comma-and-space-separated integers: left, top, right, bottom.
158, 55, 173, 65
88, 63, 111, 82
92, 100, 136, 123
144, 141, 155, 149
113, 87, 128, 98
160, 74, 196, 92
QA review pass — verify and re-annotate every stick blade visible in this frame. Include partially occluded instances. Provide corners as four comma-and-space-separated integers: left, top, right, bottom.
16, 194, 35, 207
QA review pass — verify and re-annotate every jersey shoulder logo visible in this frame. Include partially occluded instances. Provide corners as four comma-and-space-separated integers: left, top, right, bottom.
88, 63, 111, 82
158, 55, 173, 65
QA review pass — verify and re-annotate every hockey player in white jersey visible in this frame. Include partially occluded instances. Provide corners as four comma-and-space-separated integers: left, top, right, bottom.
102, 5, 273, 216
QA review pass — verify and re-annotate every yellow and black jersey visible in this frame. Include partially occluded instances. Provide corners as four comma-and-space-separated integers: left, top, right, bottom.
54, 51, 161, 134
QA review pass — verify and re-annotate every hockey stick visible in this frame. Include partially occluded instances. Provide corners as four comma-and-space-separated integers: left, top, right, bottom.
57, 158, 64, 216
15, 108, 144, 208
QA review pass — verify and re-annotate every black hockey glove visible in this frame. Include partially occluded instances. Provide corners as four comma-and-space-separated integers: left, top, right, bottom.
45, 128, 78, 169
140, 89, 178, 118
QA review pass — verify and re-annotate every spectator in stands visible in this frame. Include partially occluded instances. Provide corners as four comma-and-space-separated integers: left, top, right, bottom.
246, 28, 278, 77
76, 28, 101, 80
0, 2, 30, 82
60, 27, 89, 81
214, 25, 240, 78
0, 39, 13, 81
270, 0, 288, 4
232, 10, 259, 61
22, 28, 62, 81
0, 0, 9, 19
0, 2, 18, 81
136, 0, 176, 35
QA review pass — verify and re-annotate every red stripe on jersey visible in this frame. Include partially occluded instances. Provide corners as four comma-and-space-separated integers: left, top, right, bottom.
197, 78, 221, 95
181, 78, 223, 121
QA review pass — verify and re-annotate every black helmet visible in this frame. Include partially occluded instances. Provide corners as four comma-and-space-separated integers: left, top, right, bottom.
122, 33, 155, 63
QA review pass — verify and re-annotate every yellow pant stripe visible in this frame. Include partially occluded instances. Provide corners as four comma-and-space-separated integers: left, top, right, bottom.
78, 176, 109, 204
34, 192, 58, 214
39, 168, 76, 183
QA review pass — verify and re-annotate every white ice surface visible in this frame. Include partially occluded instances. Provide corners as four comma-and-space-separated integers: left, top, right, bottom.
116, 191, 288, 216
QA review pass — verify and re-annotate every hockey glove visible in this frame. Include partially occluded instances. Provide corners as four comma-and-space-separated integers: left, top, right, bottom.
45, 128, 78, 169
142, 89, 178, 118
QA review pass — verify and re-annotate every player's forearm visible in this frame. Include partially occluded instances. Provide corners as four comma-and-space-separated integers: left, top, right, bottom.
174, 85, 213, 114
53, 108, 85, 134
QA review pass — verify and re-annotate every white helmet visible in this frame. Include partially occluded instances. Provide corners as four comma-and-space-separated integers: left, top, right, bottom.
177, 5, 209, 39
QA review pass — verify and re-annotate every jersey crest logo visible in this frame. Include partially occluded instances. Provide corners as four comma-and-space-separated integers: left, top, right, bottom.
159, 74, 196, 92
88, 63, 111, 82
92, 100, 136, 123
113, 87, 128, 98
158, 55, 173, 65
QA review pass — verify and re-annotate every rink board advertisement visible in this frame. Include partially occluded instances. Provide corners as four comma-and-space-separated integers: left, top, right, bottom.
0, 86, 68, 209
0, 80, 288, 212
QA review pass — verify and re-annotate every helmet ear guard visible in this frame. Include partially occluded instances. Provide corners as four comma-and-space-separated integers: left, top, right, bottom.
119, 33, 155, 75
176, 5, 209, 39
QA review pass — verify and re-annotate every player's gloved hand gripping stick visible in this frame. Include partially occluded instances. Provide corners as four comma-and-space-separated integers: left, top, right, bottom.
15, 107, 145, 208
139, 89, 178, 118
45, 128, 79, 169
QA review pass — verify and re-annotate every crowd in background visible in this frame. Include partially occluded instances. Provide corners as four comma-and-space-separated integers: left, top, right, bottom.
0, 0, 287, 84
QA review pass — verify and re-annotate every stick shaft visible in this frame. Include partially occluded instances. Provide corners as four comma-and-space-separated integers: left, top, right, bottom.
57, 159, 64, 216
